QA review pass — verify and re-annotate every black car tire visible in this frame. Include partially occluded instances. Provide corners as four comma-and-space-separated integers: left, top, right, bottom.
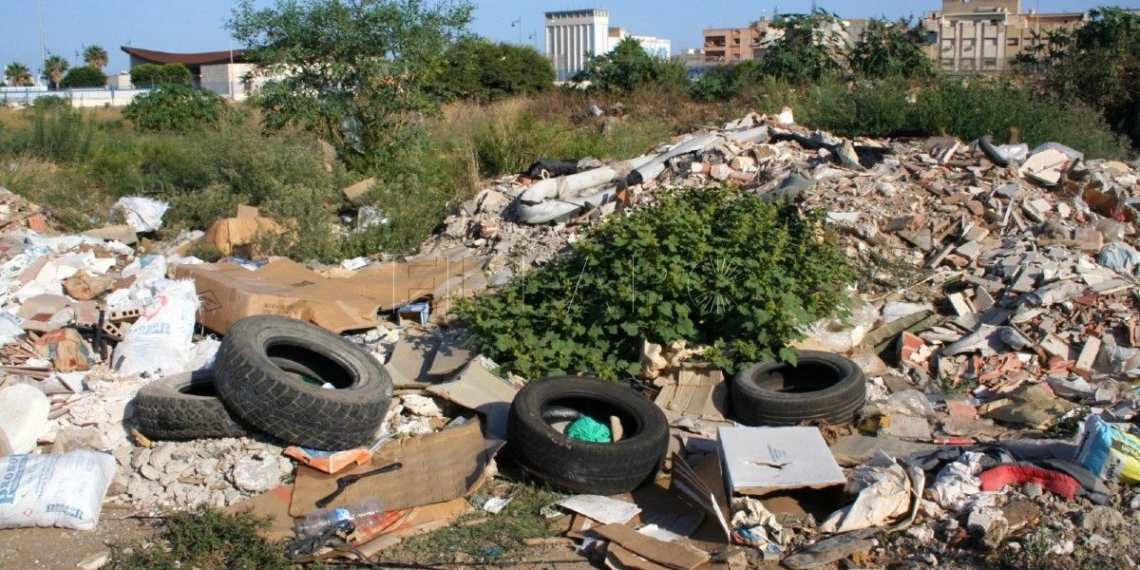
133, 371, 251, 440
507, 376, 669, 495
731, 351, 866, 426
214, 316, 392, 450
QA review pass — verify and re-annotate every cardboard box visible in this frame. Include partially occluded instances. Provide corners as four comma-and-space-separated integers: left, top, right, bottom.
170, 259, 382, 334
718, 426, 846, 495
202, 206, 284, 258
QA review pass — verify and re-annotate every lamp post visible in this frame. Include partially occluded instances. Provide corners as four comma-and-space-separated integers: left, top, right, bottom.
511, 18, 522, 45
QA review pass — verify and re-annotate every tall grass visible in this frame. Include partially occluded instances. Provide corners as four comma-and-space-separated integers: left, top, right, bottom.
755, 75, 1130, 159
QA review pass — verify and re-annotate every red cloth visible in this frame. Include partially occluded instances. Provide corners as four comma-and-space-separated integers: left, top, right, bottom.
979, 464, 1080, 499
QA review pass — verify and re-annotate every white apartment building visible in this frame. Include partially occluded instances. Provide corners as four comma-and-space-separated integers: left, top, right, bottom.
546, 9, 611, 81
545, 8, 672, 82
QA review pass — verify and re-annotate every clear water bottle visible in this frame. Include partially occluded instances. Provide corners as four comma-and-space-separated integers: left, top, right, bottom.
294, 498, 386, 536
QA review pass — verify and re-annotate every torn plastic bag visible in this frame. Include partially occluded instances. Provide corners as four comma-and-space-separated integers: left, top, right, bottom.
1031, 142, 1083, 163
820, 451, 912, 533
1097, 242, 1140, 274
111, 196, 169, 233
929, 451, 986, 512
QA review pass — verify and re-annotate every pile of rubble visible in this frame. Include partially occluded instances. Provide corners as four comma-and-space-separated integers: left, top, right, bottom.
0, 107, 1138, 569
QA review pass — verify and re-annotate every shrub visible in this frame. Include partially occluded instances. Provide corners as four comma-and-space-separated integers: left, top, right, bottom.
435, 38, 555, 102
456, 186, 856, 380
123, 84, 239, 133
573, 36, 688, 95
130, 63, 192, 87
60, 65, 107, 88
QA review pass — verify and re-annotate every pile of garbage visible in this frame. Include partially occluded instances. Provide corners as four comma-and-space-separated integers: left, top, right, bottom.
0, 107, 1139, 570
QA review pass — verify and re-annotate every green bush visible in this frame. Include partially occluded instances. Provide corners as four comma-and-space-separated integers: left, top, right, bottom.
573, 36, 688, 95
59, 65, 107, 88
436, 38, 555, 102
130, 63, 192, 87
456, 186, 856, 380
123, 84, 240, 133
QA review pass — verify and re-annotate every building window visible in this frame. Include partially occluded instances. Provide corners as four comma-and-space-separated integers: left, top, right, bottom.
941, 58, 955, 70
1007, 37, 1019, 46
983, 58, 998, 69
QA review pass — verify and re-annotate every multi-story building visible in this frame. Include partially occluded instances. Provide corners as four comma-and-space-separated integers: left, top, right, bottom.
545, 9, 611, 82
701, 17, 867, 66
920, 0, 1086, 73
702, 18, 777, 64
545, 9, 672, 81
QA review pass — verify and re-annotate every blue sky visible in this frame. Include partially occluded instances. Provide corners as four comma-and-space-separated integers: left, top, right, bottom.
1, 0, 1132, 77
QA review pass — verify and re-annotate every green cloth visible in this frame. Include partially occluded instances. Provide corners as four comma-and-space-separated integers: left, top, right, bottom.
566, 416, 612, 443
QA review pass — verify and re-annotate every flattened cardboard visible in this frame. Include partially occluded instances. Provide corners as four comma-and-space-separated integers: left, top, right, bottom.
385, 332, 439, 389
558, 495, 642, 525
718, 426, 846, 496
653, 363, 729, 422
340, 246, 488, 312
170, 259, 380, 334
426, 358, 518, 440
426, 329, 475, 377
593, 523, 710, 570
226, 484, 296, 542
289, 419, 491, 516
606, 543, 673, 570
670, 452, 730, 543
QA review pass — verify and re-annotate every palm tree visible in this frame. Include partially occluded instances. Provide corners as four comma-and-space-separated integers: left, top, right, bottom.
83, 45, 108, 69
42, 55, 69, 89
4, 62, 34, 86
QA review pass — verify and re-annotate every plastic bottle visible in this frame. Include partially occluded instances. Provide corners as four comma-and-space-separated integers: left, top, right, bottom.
294, 498, 386, 536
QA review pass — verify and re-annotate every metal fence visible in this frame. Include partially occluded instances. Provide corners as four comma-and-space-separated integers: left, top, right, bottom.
0, 87, 152, 108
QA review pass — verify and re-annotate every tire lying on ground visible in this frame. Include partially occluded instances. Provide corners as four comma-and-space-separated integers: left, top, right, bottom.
731, 350, 866, 426
213, 316, 393, 450
507, 376, 669, 495
133, 371, 250, 440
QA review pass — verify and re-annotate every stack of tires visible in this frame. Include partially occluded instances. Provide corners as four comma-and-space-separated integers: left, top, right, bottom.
133, 316, 393, 450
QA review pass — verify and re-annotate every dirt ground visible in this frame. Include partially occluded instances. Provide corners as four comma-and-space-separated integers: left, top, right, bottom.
0, 514, 155, 569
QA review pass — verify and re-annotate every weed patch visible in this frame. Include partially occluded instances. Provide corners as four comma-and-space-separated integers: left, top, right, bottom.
457, 186, 856, 380
109, 509, 304, 570
391, 482, 566, 565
